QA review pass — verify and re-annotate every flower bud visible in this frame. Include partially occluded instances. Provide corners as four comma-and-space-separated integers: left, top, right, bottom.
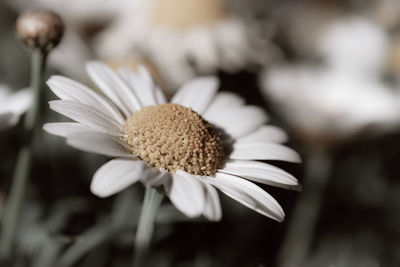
16, 10, 64, 52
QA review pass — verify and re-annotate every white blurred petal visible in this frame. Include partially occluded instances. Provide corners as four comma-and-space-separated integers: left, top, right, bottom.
49, 29, 92, 83
0, 88, 32, 115
184, 29, 218, 72
318, 17, 388, 75
216, 20, 249, 70
0, 87, 32, 130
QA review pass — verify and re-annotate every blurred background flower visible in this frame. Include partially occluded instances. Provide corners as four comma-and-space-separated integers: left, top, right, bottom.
0, 85, 32, 131
262, 16, 400, 147
95, 0, 277, 89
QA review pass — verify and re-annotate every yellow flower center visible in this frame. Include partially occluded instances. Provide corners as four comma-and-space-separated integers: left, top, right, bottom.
149, 0, 228, 30
123, 103, 224, 176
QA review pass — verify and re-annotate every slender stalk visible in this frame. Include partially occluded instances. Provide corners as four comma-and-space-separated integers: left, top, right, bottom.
133, 187, 164, 267
276, 149, 332, 267
0, 48, 46, 260
24, 48, 46, 130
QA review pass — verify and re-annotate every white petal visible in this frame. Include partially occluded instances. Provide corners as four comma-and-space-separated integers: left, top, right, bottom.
230, 142, 301, 163
43, 122, 92, 138
48, 29, 91, 83
205, 173, 285, 221
216, 20, 249, 69
49, 100, 122, 136
86, 61, 141, 116
171, 77, 219, 114
169, 171, 206, 218
47, 76, 125, 125
219, 160, 300, 190
185, 29, 218, 72
236, 125, 289, 144
91, 159, 145, 197
208, 106, 268, 138
66, 131, 132, 158
1, 88, 32, 115
119, 65, 157, 106
202, 182, 222, 221
203, 92, 245, 119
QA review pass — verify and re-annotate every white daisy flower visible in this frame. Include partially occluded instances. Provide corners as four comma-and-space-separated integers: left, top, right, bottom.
43, 61, 301, 222
0, 85, 32, 131
95, 0, 271, 89
261, 17, 400, 145
262, 67, 400, 144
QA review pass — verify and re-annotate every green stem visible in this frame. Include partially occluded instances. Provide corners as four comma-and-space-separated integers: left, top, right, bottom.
0, 48, 46, 260
276, 149, 332, 267
24, 49, 46, 130
133, 187, 164, 267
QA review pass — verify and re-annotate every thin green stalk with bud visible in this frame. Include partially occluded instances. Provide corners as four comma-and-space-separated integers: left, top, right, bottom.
0, 10, 64, 261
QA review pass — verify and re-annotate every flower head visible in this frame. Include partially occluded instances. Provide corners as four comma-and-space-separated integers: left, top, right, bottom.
123, 103, 224, 176
261, 17, 400, 146
0, 85, 32, 131
95, 0, 273, 88
44, 62, 301, 221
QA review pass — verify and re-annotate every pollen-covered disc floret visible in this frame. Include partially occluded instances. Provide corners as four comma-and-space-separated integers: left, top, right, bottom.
123, 103, 224, 176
